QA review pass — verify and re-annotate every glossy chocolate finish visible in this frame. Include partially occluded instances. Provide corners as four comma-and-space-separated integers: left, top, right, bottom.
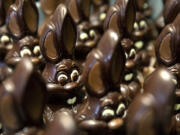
66, 0, 91, 24
104, 0, 136, 37
44, 109, 76, 135
0, 58, 47, 131
75, 96, 101, 122
156, 14, 180, 66
40, 4, 76, 63
14, 127, 45, 135
163, 0, 180, 24
127, 68, 176, 135
40, 0, 65, 16
6, 0, 38, 39
83, 30, 125, 97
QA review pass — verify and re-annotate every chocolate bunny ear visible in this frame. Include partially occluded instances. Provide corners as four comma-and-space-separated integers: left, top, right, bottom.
0, 58, 47, 131
104, 0, 136, 37
156, 14, 180, 66
40, 0, 65, 16
83, 30, 125, 97
6, 0, 38, 39
163, 0, 180, 24
0, 0, 15, 26
66, 0, 91, 24
40, 4, 76, 63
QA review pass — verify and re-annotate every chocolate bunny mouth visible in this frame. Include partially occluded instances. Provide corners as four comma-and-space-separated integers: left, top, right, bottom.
47, 75, 84, 93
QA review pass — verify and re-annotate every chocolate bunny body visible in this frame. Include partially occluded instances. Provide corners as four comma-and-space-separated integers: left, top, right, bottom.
40, 4, 84, 103
5, 0, 44, 69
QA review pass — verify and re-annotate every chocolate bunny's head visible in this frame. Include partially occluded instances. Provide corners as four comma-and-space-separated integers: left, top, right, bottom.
5, 0, 44, 67
66, 0, 101, 60
40, 4, 84, 102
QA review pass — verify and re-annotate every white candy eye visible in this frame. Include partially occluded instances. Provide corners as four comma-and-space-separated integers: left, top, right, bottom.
1, 35, 10, 43
139, 20, 147, 29
89, 30, 96, 38
133, 22, 139, 30
33, 46, 41, 56
57, 73, 68, 85
71, 69, 79, 82
129, 48, 136, 58
20, 48, 32, 57
99, 13, 106, 20
80, 32, 88, 41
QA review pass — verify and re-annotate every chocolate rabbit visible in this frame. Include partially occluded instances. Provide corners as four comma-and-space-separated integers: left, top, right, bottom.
5, 0, 44, 68
66, 0, 101, 60
40, 4, 84, 103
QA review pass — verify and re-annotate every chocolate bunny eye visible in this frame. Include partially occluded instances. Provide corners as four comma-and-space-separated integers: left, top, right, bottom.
80, 31, 88, 41
57, 72, 68, 86
33, 46, 41, 56
70, 69, 79, 82
20, 47, 32, 57
139, 20, 147, 29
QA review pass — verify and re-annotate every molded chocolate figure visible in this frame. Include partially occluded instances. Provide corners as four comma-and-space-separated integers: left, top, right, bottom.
5, 0, 44, 68
156, 13, 180, 66
104, 0, 136, 37
6, 0, 38, 39
127, 68, 176, 135
83, 29, 125, 97
0, 58, 47, 131
66, 0, 101, 60
40, 4, 84, 102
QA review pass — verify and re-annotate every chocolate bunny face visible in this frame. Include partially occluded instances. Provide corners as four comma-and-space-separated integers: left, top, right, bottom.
5, 36, 43, 66
40, 4, 84, 100
6, 0, 38, 39
104, 0, 136, 37
75, 21, 101, 59
132, 12, 151, 41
